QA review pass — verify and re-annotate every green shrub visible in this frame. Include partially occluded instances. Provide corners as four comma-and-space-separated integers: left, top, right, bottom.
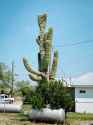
20, 86, 32, 97
36, 80, 74, 111
23, 80, 74, 111
30, 93, 44, 109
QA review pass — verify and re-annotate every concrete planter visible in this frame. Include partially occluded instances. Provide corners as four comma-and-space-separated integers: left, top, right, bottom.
28, 108, 65, 123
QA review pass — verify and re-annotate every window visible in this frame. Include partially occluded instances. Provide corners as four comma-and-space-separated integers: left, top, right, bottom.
79, 90, 86, 94
5, 95, 8, 98
1, 95, 4, 99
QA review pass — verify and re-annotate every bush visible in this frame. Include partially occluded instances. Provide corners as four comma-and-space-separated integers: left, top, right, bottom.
24, 79, 74, 111
36, 80, 74, 111
24, 89, 44, 109
30, 93, 44, 109
20, 86, 32, 97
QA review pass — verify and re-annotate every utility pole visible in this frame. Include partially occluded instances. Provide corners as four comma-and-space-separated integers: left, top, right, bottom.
11, 61, 14, 97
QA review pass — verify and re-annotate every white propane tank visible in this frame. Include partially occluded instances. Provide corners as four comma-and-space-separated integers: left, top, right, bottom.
0, 103, 22, 112
28, 108, 65, 122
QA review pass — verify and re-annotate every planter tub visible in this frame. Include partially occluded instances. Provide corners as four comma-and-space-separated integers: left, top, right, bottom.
28, 108, 65, 123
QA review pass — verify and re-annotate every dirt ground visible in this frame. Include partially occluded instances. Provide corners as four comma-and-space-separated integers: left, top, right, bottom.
0, 113, 30, 125
0, 103, 93, 125
0, 102, 58, 125
0, 113, 57, 125
1, 113, 93, 125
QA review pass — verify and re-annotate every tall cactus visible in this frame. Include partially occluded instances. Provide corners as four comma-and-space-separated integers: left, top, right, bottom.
23, 14, 58, 82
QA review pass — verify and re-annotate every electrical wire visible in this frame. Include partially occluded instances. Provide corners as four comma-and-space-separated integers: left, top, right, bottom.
53, 39, 93, 48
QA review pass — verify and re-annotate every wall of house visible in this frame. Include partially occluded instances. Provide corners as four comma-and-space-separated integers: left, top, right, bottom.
75, 87, 93, 113
75, 87, 93, 98
76, 102, 93, 113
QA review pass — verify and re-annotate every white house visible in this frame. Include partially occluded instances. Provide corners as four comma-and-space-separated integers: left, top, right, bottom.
71, 72, 93, 113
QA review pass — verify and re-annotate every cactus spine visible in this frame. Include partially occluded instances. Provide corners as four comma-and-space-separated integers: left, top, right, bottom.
23, 14, 58, 81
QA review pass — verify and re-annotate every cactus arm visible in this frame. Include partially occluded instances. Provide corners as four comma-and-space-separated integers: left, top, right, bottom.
29, 73, 42, 81
42, 28, 53, 71
36, 36, 40, 45
23, 58, 42, 76
46, 27, 53, 41
23, 58, 47, 78
38, 13, 47, 32
50, 50, 58, 79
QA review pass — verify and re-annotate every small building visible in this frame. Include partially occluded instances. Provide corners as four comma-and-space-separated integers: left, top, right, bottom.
71, 72, 93, 113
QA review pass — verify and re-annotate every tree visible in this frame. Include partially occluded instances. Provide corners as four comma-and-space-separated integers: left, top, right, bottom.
16, 80, 31, 89
0, 63, 13, 93
0, 63, 11, 85
15, 80, 32, 96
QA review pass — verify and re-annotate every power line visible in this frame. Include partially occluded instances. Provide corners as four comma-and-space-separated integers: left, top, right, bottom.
32, 39, 93, 50
53, 39, 93, 48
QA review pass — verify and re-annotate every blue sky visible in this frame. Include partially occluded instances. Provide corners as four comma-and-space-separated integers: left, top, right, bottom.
0, 0, 93, 81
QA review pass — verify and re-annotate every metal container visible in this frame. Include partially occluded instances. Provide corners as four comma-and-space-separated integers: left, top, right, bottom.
28, 108, 65, 123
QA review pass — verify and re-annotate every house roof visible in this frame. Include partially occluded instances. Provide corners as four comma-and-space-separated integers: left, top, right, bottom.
71, 72, 93, 87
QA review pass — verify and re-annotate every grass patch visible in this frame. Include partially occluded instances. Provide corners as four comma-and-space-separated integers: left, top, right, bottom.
15, 104, 32, 120
22, 104, 32, 112
67, 112, 93, 120
66, 112, 93, 124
